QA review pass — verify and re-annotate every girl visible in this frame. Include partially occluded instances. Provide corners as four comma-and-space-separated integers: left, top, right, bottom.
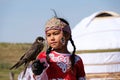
18, 17, 86, 80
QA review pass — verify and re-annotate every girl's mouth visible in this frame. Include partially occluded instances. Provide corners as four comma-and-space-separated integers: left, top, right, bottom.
50, 42, 57, 45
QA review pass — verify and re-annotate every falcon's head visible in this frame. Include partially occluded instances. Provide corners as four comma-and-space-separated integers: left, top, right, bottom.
36, 36, 45, 43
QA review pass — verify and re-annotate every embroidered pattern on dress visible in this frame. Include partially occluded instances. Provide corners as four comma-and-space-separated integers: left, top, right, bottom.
49, 53, 71, 73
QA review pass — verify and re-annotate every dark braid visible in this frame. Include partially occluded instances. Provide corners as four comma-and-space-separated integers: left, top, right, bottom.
70, 36, 76, 69
46, 47, 52, 63
58, 18, 76, 68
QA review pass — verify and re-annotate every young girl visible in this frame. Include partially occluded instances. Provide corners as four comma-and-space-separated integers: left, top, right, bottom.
18, 17, 86, 80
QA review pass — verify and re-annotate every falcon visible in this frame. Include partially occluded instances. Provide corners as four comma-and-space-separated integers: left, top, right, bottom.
10, 36, 45, 77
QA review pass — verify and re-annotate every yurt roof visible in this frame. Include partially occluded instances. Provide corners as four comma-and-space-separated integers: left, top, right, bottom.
68, 11, 120, 51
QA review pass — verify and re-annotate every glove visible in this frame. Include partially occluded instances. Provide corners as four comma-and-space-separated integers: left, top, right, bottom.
31, 59, 46, 75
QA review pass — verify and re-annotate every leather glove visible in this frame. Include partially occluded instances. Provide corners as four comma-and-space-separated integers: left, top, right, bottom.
31, 59, 46, 75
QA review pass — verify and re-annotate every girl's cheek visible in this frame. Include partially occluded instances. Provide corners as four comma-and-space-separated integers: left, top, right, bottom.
45, 38, 50, 46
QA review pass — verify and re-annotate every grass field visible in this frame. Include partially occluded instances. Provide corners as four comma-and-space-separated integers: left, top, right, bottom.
0, 43, 31, 80
0, 43, 120, 80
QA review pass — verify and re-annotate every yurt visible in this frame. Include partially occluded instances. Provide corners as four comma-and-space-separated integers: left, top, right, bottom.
68, 11, 120, 80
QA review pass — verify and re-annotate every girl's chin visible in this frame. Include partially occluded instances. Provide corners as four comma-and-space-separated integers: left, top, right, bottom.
51, 46, 61, 49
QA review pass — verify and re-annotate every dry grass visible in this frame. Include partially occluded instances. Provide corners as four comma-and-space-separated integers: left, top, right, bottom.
0, 43, 31, 80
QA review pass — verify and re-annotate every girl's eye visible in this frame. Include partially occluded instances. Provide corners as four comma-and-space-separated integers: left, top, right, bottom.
46, 34, 51, 37
54, 31, 60, 35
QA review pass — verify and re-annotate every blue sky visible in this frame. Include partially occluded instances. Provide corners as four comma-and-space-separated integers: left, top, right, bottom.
0, 0, 120, 43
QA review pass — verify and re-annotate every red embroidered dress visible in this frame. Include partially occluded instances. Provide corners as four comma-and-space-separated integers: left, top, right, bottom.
37, 51, 85, 80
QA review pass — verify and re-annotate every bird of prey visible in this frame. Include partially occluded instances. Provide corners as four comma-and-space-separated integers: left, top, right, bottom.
10, 36, 45, 77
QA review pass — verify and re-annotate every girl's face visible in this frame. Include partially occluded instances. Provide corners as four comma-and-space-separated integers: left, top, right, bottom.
46, 29, 64, 49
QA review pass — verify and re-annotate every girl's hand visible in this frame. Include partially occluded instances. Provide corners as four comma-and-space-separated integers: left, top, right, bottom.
31, 59, 46, 75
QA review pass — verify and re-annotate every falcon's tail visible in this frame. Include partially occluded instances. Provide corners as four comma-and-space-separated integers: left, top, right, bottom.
10, 60, 25, 70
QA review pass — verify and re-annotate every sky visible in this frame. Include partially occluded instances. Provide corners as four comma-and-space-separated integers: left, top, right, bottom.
0, 0, 120, 43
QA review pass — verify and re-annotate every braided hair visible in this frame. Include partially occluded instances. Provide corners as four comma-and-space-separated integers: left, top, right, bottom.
69, 36, 76, 68
58, 18, 76, 68
46, 46, 52, 63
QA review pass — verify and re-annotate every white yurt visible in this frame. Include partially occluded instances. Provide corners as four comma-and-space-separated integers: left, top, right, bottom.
68, 11, 120, 80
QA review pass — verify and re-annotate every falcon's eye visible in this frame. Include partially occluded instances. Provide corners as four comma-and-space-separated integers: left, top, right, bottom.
37, 40, 41, 43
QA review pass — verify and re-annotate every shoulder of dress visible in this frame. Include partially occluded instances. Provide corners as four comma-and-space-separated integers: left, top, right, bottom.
75, 55, 81, 63
37, 51, 46, 59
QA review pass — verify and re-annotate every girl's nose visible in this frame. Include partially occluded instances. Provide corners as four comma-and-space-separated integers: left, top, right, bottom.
50, 35, 55, 41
